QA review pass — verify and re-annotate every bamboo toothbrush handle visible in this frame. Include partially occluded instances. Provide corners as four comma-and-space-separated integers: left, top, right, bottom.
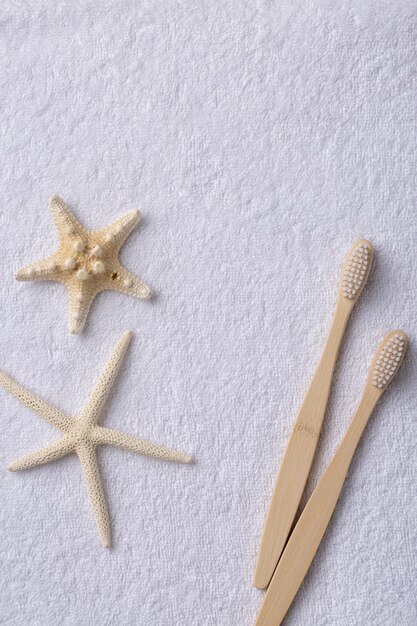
255, 330, 407, 626
254, 297, 352, 589
254, 388, 380, 626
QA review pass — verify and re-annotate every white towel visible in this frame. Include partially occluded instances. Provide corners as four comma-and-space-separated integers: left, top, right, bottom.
0, 1, 416, 624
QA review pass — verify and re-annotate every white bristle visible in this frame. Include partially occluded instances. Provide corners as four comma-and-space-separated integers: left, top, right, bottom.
371, 333, 406, 390
342, 242, 372, 300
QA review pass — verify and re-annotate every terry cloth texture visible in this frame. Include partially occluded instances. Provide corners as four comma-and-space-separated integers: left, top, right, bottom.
0, 1, 416, 625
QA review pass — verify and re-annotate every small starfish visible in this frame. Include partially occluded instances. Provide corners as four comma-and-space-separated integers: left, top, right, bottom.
1, 331, 192, 547
15, 196, 152, 334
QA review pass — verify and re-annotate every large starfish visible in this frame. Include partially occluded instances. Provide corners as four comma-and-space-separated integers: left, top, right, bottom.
15, 196, 152, 334
1, 331, 192, 547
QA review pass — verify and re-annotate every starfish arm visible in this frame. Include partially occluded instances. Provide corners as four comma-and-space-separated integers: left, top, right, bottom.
77, 443, 111, 548
79, 330, 132, 426
67, 286, 97, 335
15, 253, 63, 282
103, 263, 152, 299
95, 209, 141, 252
0, 370, 75, 433
49, 196, 87, 241
8, 436, 74, 471
92, 426, 193, 464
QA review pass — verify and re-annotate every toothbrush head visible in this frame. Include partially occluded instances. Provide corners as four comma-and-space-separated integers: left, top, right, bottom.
340, 240, 373, 302
370, 330, 407, 391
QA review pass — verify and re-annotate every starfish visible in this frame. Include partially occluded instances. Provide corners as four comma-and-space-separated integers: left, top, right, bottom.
0, 330, 192, 547
15, 196, 152, 334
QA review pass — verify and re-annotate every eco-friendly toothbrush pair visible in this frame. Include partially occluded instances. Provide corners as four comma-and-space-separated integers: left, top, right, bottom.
253, 241, 407, 626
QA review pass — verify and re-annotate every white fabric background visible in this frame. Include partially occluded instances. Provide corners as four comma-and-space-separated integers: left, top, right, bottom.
0, 2, 416, 625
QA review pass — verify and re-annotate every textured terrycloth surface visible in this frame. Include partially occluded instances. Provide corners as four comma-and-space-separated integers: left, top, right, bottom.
0, 2, 416, 625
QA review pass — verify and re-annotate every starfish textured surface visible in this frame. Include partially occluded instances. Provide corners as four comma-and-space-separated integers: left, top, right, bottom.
15, 196, 152, 334
0, 331, 192, 547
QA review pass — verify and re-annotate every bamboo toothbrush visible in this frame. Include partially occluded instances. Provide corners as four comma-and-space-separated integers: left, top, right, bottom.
254, 240, 373, 589
255, 330, 407, 626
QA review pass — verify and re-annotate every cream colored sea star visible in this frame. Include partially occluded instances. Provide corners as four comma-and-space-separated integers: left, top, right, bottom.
1, 330, 192, 547
15, 196, 152, 334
